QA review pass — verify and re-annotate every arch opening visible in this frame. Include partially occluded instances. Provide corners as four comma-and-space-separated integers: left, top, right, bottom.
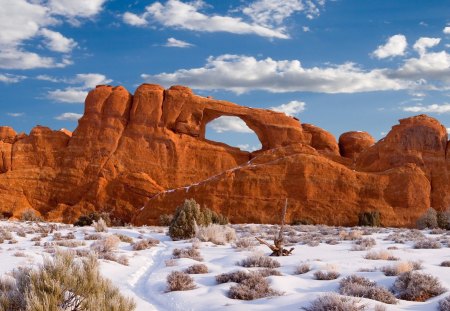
204, 116, 262, 152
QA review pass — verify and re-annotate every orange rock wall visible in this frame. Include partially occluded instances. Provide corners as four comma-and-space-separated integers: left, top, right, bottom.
0, 84, 447, 227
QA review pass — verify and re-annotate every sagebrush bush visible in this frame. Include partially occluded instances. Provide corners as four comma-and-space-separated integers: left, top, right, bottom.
216, 270, 249, 284
159, 214, 173, 226
302, 293, 366, 311
91, 235, 120, 253
358, 211, 381, 227
313, 269, 340, 280
392, 271, 446, 301
166, 271, 196, 291
437, 210, 450, 230
20, 209, 42, 222
416, 208, 438, 229
413, 238, 441, 249
0, 250, 136, 310
339, 275, 397, 304
295, 263, 311, 275
195, 224, 236, 245
238, 254, 280, 268
185, 264, 208, 274
132, 238, 159, 251
172, 247, 203, 261
114, 234, 133, 243
94, 218, 108, 232
351, 238, 376, 251
441, 261, 450, 267
234, 237, 259, 251
168, 199, 228, 240
439, 296, 450, 311
364, 250, 398, 261
228, 274, 280, 300
381, 261, 416, 276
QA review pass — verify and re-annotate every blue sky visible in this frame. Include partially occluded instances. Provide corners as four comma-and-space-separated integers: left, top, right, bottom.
0, 0, 450, 151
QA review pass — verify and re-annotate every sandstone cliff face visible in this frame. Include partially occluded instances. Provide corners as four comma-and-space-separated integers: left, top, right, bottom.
0, 85, 447, 227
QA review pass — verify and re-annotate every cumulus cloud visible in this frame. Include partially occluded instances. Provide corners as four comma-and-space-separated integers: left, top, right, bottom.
403, 103, 450, 114
444, 26, 450, 34
413, 37, 441, 55
208, 116, 254, 133
123, 0, 288, 39
270, 100, 305, 116
0, 74, 26, 83
372, 34, 407, 59
47, 73, 111, 103
236, 144, 261, 152
0, 0, 105, 69
54, 112, 83, 121
165, 37, 194, 48
142, 54, 409, 94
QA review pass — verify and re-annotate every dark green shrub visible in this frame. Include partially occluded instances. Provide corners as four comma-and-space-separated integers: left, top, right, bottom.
74, 212, 113, 227
159, 214, 173, 226
358, 211, 381, 227
168, 199, 228, 240
437, 210, 450, 230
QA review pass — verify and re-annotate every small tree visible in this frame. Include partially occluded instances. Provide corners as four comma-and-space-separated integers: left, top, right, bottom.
416, 208, 438, 229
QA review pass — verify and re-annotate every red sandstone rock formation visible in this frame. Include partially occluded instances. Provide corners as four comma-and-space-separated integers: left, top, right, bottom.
0, 84, 447, 227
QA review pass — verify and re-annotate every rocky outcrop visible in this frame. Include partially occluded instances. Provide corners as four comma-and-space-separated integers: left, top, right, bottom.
0, 85, 447, 227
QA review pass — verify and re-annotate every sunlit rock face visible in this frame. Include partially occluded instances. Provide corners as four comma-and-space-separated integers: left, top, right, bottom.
0, 84, 446, 227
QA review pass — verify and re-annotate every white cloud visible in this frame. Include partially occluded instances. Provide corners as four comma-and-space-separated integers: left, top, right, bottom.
47, 0, 106, 19
270, 100, 305, 116
142, 54, 408, 94
242, 0, 324, 28
447, 128, 450, 135
47, 73, 111, 103
36, 74, 61, 82
302, 26, 310, 32
123, 12, 148, 26
0, 49, 71, 69
0, 74, 25, 83
6, 112, 24, 117
236, 144, 261, 152
413, 37, 441, 55
403, 103, 450, 114
444, 26, 450, 34
208, 116, 254, 133
40, 28, 77, 53
165, 37, 194, 48
124, 0, 288, 39
54, 112, 83, 121
372, 34, 407, 59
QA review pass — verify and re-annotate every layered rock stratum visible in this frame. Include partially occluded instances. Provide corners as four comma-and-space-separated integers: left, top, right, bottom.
1, 84, 448, 227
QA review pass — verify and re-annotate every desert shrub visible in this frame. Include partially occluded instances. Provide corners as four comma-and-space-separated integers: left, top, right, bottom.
313, 270, 340, 280
74, 214, 97, 226
166, 271, 196, 291
185, 264, 208, 274
168, 199, 228, 240
437, 210, 450, 230
414, 238, 441, 249
339, 275, 397, 304
172, 247, 203, 261
439, 296, 450, 311
20, 209, 42, 222
0, 250, 135, 310
228, 274, 280, 300
392, 271, 446, 301
416, 207, 438, 229
339, 230, 363, 241
364, 250, 398, 261
91, 235, 120, 253
351, 238, 376, 251
238, 254, 280, 268
85, 233, 103, 240
358, 211, 381, 227
380, 261, 421, 276
114, 234, 133, 243
302, 293, 366, 311
54, 240, 85, 247
94, 218, 108, 233
216, 270, 250, 284
257, 268, 282, 277
441, 261, 450, 267
195, 224, 236, 245
234, 237, 259, 251
295, 263, 311, 275
132, 238, 159, 251
159, 214, 173, 226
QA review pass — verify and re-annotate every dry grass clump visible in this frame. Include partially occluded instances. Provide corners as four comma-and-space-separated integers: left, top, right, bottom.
351, 238, 376, 251
339, 230, 363, 241
385, 229, 425, 244
380, 261, 422, 276
184, 264, 208, 274
166, 271, 196, 291
441, 261, 450, 267
85, 233, 103, 240
364, 250, 398, 261
93, 218, 108, 233
195, 224, 236, 245
54, 240, 86, 248
313, 269, 340, 280
234, 237, 259, 251
302, 293, 366, 311
228, 274, 281, 300
238, 254, 280, 268
0, 250, 136, 310
132, 238, 159, 251
392, 271, 446, 301
295, 263, 311, 275
114, 234, 133, 243
413, 238, 442, 249
339, 275, 397, 304
439, 296, 450, 311
91, 235, 120, 253
172, 247, 203, 261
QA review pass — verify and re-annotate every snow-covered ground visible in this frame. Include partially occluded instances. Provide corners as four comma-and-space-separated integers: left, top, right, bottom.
1, 220, 450, 311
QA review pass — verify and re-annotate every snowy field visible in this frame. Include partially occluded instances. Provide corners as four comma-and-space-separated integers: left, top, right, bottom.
1, 220, 450, 311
